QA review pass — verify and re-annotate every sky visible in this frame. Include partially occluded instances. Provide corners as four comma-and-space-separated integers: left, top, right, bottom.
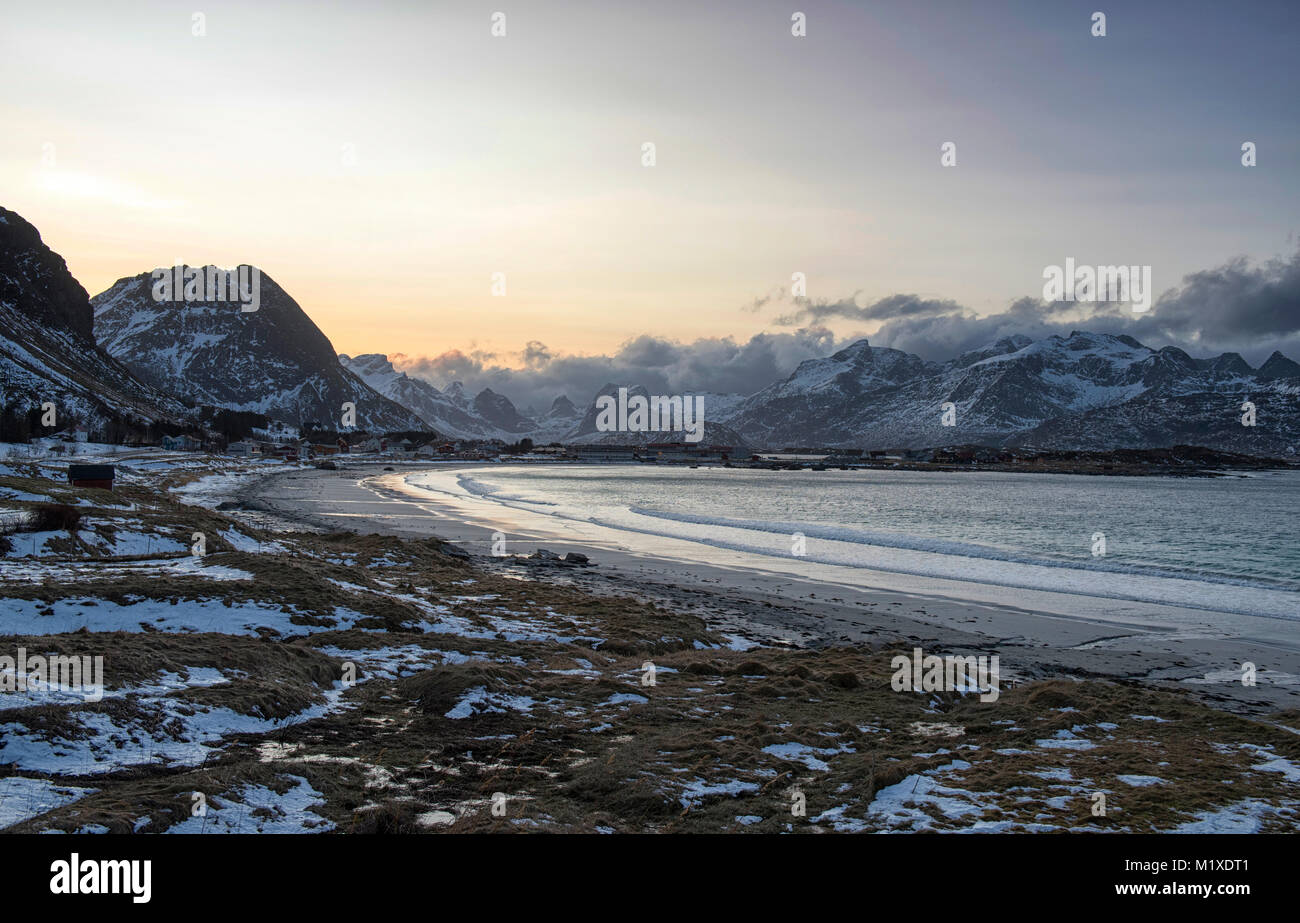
1, 0, 1297, 405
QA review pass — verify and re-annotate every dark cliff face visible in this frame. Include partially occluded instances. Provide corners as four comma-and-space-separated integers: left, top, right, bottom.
1258, 351, 1300, 380
547, 395, 577, 418
0, 206, 185, 428
472, 388, 534, 433
0, 206, 95, 342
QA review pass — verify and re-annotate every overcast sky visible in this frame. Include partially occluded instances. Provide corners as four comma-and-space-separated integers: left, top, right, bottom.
2, 0, 1296, 405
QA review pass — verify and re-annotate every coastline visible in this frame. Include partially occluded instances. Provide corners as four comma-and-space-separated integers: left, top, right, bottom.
227, 461, 1300, 716
5, 450, 1298, 833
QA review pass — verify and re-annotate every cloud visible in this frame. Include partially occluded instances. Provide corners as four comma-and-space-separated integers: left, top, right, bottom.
868, 251, 1300, 362
773, 292, 964, 327
1145, 252, 1300, 347
521, 340, 551, 368
392, 328, 852, 412
391, 250, 1300, 413
741, 285, 786, 313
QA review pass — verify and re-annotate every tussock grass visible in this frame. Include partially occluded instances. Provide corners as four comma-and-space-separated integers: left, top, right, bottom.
3, 471, 1297, 834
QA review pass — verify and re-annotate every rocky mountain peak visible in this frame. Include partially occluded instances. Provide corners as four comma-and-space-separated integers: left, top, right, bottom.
0, 206, 94, 342
1258, 350, 1300, 380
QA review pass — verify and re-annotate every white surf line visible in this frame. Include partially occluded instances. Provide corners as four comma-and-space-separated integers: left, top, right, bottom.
357, 472, 583, 545
414, 466, 1299, 625
357, 466, 1300, 651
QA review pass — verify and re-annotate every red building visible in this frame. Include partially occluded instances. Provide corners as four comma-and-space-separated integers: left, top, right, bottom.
67, 464, 115, 490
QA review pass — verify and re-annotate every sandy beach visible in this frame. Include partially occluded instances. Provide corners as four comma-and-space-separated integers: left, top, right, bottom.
232, 461, 1300, 716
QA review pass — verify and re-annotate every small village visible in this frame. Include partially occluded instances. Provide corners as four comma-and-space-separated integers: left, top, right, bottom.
19, 419, 1290, 486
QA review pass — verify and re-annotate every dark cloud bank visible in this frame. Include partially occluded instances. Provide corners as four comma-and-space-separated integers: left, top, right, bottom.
394, 251, 1300, 409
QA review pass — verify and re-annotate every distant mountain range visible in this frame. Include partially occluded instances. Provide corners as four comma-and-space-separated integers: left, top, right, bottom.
338, 352, 580, 441
344, 332, 1300, 456
2, 205, 1297, 456
718, 334, 1300, 455
340, 355, 743, 445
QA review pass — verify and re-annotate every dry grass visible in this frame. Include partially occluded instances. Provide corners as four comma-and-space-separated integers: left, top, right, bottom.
1, 468, 1297, 834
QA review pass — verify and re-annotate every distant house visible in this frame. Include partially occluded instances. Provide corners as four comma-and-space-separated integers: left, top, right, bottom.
933, 447, 976, 464
571, 444, 638, 462
162, 434, 202, 451
68, 464, 115, 490
645, 443, 732, 463
227, 441, 255, 456
50, 426, 89, 444
272, 443, 304, 461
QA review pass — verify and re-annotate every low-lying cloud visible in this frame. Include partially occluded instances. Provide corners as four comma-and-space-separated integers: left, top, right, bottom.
867, 250, 1300, 362
392, 328, 852, 413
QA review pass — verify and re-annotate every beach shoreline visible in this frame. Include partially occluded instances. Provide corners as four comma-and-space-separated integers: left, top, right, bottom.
223, 461, 1300, 716
4, 450, 1297, 834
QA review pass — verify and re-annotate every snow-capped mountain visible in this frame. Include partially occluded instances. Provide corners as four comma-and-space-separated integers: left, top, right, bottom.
8, 189, 1285, 458
341, 353, 585, 442
0, 206, 185, 436
564, 383, 750, 448
1258, 351, 1300, 380
443, 381, 472, 411
342, 357, 744, 446
473, 388, 535, 435
93, 271, 422, 431
339, 353, 532, 440
723, 331, 1300, 455
349, 333, 1296, 456
529, 395, 583, 444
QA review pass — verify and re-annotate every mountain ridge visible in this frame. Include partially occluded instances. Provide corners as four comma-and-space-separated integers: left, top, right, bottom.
92, 269, 422, 432
716, 331, 1299, 454
4, 206, 1296, 455
342, 332, 1300, 455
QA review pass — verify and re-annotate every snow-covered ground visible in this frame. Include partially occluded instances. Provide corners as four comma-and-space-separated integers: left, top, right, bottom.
161, 776, 334, 833
0, 597, 374, 638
